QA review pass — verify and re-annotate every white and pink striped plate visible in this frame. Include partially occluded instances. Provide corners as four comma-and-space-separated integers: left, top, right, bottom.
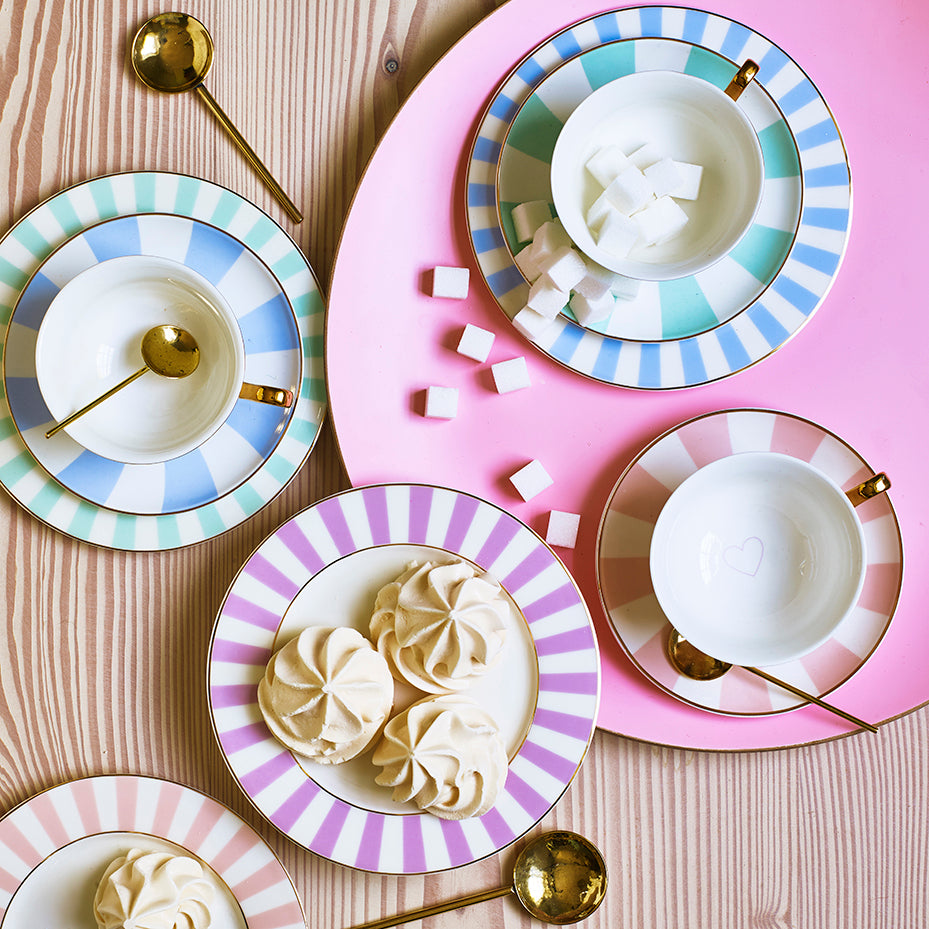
0, 774, 305, 928
208, 484, 600, 873
597, 409, 902, 717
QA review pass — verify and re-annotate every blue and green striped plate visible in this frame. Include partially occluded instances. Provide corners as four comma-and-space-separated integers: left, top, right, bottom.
466, 7, 850, 389
0, 172, 326, 550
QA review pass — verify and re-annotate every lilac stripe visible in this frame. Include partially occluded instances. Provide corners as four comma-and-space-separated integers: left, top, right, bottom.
312, 799, 350, 858
239, 751, 296, 795
318, 497, 356, 555
403, 815, 427, 873
522, 583, 581, 623
245, 552, 301, 600
539, 671, 599, 695
534, 625, 596, 657
362, 485, 390, 544
219, 720, 268, 754
212, 639, 272, 666
354, 813, 384, 870
271, 778, 320, 833
504, 769, 549, 819
210, 683, 258, 708
532, 707, 593, 741
517, 740, 578, 782
440, 818, 472, 867
477, 805, 514, 846
443, 493, 480, 551
475, 515, 520, 568
222, 593, 282, 633
502, 544, 551, 594
408, 485, 434, 543
277, 520, 325, 574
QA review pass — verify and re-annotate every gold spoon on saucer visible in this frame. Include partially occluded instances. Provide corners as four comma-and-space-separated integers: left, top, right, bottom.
349, 831, 607, 929
666, 627, 879, 733
130, 11, 302, 223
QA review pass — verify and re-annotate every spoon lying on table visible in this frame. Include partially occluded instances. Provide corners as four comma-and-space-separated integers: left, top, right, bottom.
349, 831, 607, 929
130, 11, 302, 223
666, 628, 879, 733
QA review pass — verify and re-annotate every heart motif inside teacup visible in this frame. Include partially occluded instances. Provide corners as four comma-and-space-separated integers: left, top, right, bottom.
724, 537, 764, 577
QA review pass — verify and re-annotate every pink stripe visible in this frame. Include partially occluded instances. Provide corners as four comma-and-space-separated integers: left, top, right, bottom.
152, 782, 183, 835
212, 639, 272, 666
719, 667, 774, 713
182, 799, 224, 850
478, 805, 514, 846
72, 779, 102, 834
858, 561, 902, 614
277, 520, 325, 574
504, 769, 551, 820
609, 463, 671, 523
440, 818, 472, 867
538, 671, 598, 695
353, 812, 384, 870
223, 592, 285, 633
769, 413, 823, 461
211, 823, 257, 873
677, 413, 733, 469
800, 638, 863, 693
599, 555, 652, 610
245, 901, 305, 929
115, 777, 139, 828
211, 683, 259, 709
518, 740, 581, 782
30, 793, 70, 847
534, 625, 595, 657
1, 822, 40, 865
532, 707, 591, 741
0, 865, 19, 893
633, 628, 679, 690
245, 553, 302, 601
241, 752, 297, 796
402, 814, 427, 873
311, 800, 350, 859
267, 776, 317, 831
220, 721, 270, 754
231, 859, 286, 900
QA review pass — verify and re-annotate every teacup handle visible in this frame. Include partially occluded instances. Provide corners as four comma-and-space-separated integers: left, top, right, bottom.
725, 59, 759, 101
239, 383, 295, 408
846, 472, 891, 507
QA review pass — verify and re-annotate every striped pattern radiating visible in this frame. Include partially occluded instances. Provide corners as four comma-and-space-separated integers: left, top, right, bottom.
596, 410, 902, 717
208, 484, 600, 873
466, 7, 850, 388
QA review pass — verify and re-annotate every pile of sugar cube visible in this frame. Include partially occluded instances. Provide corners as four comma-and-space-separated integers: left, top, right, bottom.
509, 202, 640, 337
585, 142, 703, 260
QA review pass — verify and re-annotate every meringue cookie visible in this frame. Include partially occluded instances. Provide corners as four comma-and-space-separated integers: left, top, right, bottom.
372, 694, 508, 819
369, 560, 508, 693
93, 847, 213, 929
258, 625, 394, 764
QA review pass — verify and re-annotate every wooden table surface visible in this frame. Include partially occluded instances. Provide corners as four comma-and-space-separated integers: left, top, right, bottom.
1, 1, 927, 927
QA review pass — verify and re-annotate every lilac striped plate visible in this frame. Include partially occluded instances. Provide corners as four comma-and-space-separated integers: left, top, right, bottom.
208, 483, 600, 873
0, 775, 305, 928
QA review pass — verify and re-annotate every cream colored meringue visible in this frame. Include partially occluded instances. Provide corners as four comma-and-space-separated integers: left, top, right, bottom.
93, 847, 213, 929
258, 625, 394, 764
372, 694, 508, 819
369, 560, 508, 693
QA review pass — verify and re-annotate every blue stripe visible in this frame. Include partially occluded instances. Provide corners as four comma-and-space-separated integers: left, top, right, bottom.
472, 136, 501, 164
796, 118, 840, 150
803, 207, 850, 231
485, 264, 524, 297
163, 450, 219, 510
804, 163, 849, 188
682, 9, 709, 45
57, 451, 124, 503
549, 323, 584, 365
516, 59, 546, 87
185, 223, 244, 284
552, 32, 582, 60
639, 7, 662, 36
757, 45, 789, 84
717, 326, 751, 371
791, 243, 840, 275
83, 216, 140, 262
489, 94, 519, 124
680, 338, 707, 385
720, 22, 751, 61
14, 272, 58, 330
639, 344, 660, 388
594, 13, 621, 43
778, 78, 818, 116
471, 226, 506, 254
5, 376, 50, 430
467, 183, 495, 208
591, 338, 621, 382
746, 302, 790, 347
224, 399, 286, 458
773, 276, 818, 315
238, 294, 299, 352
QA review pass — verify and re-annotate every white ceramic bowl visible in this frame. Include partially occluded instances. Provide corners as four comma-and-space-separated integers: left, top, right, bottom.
649, 452, 867, 667
36, 255, 245, 464
550, 69, 764, 281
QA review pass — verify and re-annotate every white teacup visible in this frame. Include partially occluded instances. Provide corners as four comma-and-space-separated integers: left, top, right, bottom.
649, 452, 872, 667
550, 63, 764, 281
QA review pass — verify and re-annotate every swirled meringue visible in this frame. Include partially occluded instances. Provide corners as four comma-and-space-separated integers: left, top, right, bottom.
372, 694, 508, 819
369, 560, 508, 693
93, 847, 214, 929
258, 625, 394, 764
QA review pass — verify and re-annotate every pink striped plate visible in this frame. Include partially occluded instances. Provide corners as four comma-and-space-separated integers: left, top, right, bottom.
597, 409, 902, 717
208, 483, 600, 873
0, 774, 305, 928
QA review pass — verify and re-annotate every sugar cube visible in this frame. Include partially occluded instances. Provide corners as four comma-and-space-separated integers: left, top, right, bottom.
585, 191, 612, 233
526, 276, 569, 319
546, 510, 580, 548
456, 323, 495, 362
575, 260, 620, 301
585, 144, 631, 188
643, 157, 684, 198
431, 265, 470, 299
635, 196, 689, 246
604, 166, 654, 215
514, 244, 542, 282
529, 220, 572, 263
628, 142, 662, 170
596, 209, 639, 259
569, 289, 616, 326
509, 459, 553, 501
491, 356, 531, 393
511, 200, 553, 243
610, 273, 641, 301
538, 245, 586, 292
424, 386, 458, 419
512, 306, 556, 339
671, 161, 703, 200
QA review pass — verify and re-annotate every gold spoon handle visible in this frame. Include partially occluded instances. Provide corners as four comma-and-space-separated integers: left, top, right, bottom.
745, 667, 879, 733
45, 366, 149, 439
348, 885, 512, 929
194, 84, 303, 223
238, 382, 294, 407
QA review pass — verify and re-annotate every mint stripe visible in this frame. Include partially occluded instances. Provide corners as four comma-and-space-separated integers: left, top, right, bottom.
211, 191, 242, 229
68, 501, 97, 539
579, 42, 634, 91
11, 221, 49, 258
266, 453, 296, 484
133, 174, 158, 213
0, 255, 29, 291
758, 120, 801, 179
659, 278, 717, 339
197, 506, 227, 539
271, 250, 306, 281
505, 95, 563, 164
156, 516, 182, 549
174, 175, 203, 217
0, 449, 36, 486
728, 224, 794, 284
48, 196, 83, 239
242, 217, 277, 252
684, 46, 735, 90
234, 484, 264, 515
27, 483, 63, 520
112, 515, 137, 550
89, 178, 118, 219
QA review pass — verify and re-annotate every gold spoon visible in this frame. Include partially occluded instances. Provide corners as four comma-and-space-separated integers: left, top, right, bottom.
666, 628, 879, 733
349, 831, 607, 929
130, 12, 303, 223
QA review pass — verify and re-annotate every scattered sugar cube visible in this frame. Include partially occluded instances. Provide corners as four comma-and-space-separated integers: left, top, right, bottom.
424, 386, 458, 419
491, 356, 531, 393
529, 219, 572, 263
511, 200, 553, 243
538, 245, 586, 292
635, 196, 689, 246
604, 166, 654, 215
643, 158, 684, 198
509, 459, 553, 501
585, 144, 631, 188
512, 306, 556, 339
628, 142, 663, 170
514, 244, 542, 282
431, 265, 470, 299
596, 209, 639, 259
610, 274, 641, 301
569, 289, 616, 325
546, 510, 580, 548
526, 276, 569, 319
671, 161, 703, 200
456, 323, 495, 362
575, 260, 621, 301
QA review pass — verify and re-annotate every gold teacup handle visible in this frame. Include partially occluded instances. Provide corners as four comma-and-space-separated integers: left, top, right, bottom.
239, 383, 294, 408
846, 472, 891, 507
725, 59, 759, 101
